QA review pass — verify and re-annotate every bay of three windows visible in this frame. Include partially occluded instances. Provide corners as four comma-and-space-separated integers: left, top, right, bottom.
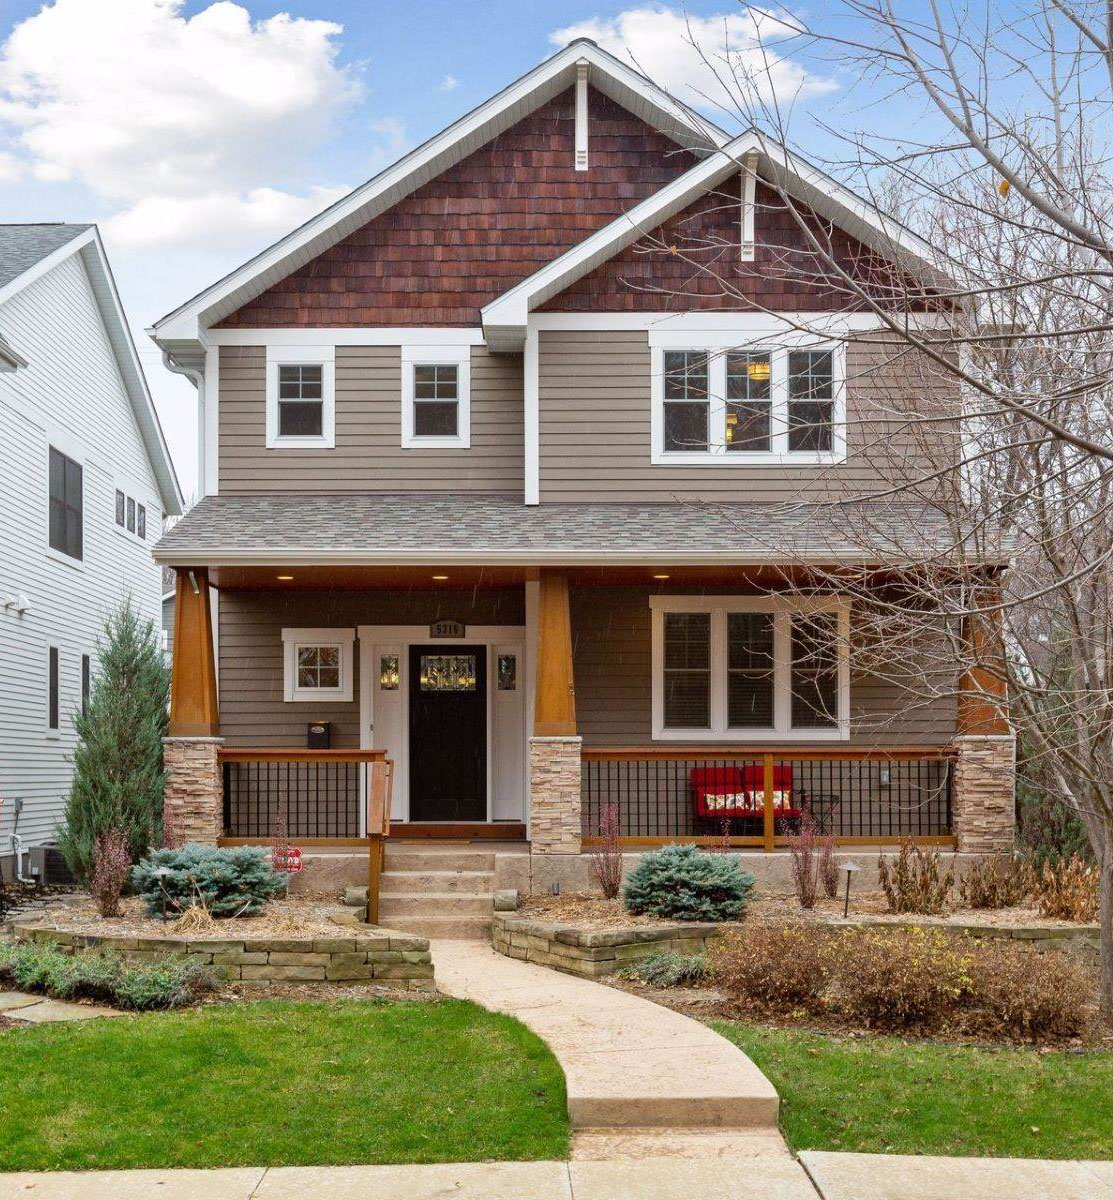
661, 347, 836, 456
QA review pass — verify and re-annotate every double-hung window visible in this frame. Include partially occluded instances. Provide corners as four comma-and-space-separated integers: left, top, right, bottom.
48, 446, 83, 561
402, 346, 471, 448
265, 347, 335, 448
651, 340, 844, 464
652, 596, 849, 740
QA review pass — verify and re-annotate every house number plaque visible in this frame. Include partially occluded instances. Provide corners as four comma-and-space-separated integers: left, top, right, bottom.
429, 619, 466, 639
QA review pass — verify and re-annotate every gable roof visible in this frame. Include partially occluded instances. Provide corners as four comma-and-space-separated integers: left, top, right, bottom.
150, 39, 727, 364
0, 224, 183, 515
482, 132, 957, 349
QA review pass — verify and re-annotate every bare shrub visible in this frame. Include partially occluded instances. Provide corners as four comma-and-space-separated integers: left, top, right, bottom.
967, 940, 1091, 1042
835, 927, 971, 1030
711, 923, 831, 1009
787, 816, 820, 910
959, 854, 1032, 910
878, 841, 955, 915
90, 828, 131, 918
1034, 855, 1099, 923
819, 833, 839, 900
588, 804, 623, 899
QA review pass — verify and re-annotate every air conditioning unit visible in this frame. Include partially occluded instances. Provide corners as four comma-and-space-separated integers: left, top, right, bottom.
27, 844, 75, 887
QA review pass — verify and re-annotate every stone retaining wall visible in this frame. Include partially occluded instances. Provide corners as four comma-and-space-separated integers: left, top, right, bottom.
835, 915, 1100, 958
492, 913, 722, 978
13, 923, 435, 988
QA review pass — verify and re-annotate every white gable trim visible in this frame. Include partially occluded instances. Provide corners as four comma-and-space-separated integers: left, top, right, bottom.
150, 41, 725, 353
482, 133, 957, 351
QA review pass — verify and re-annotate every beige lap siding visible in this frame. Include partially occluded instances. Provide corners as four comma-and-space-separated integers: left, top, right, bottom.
217, 587, 525, 749
570, 585, 955, 748
537, 330, 955, 503
218, 345, 523, 494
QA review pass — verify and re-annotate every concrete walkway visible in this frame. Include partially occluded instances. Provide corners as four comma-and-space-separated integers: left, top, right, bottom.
0, 991, 124, 1024
432, 939, 780, 1135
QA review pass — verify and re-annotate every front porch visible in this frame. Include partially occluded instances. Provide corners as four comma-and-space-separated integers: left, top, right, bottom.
161, 559, 1015, 873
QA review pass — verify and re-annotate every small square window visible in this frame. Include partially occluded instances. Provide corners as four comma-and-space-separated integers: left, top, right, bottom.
296, 644, 341, 690
282, 627, 353, 701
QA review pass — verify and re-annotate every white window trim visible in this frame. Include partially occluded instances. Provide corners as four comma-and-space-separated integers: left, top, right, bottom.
282, 627, 355, 703
401, 344, 471, 449
649, 338, 846, 466
650, 595, 850, 742
265, 346, 335, 450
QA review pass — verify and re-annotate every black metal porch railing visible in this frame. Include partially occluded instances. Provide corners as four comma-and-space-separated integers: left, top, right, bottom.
581, 748, 954, 845
219, 750, 385, 840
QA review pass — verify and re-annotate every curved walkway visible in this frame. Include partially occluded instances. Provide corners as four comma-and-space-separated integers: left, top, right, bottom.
432, 940, 780, 1136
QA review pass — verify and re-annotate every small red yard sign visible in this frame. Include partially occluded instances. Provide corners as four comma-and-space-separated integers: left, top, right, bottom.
274, 846, 303, 873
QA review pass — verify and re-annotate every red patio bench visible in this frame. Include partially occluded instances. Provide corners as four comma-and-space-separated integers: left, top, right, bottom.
689, 764, 802, 835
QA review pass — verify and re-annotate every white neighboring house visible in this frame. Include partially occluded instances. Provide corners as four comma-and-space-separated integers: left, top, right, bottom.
0, 224, 183, 883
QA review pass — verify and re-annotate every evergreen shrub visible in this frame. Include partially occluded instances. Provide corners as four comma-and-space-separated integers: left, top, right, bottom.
131, 844, 285, 918
622, 844, 754, 921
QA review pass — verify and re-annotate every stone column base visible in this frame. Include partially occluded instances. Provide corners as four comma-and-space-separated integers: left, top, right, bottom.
529, 736, 582, 855
953, 734, 1016, 854
163, 736, 225, 847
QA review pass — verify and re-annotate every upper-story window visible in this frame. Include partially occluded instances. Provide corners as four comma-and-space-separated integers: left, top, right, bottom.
651, 342, 844, 465
115, 488, 148, 542
265, 347, 335, 449
48, 446, 83, 561
651, 595, 849, 741
401, 345, 471, 448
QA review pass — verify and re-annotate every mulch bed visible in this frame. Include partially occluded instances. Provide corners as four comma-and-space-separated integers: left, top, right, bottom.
518, 893, 668, 929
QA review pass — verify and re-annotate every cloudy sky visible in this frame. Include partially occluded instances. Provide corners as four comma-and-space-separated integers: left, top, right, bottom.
0, 0, 871, 500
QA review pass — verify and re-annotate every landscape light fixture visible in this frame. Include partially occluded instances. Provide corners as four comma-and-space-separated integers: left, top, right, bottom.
842, 862, 861, 918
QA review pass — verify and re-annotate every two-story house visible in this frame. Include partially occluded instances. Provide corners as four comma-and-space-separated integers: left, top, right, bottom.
150, 41, 1012, 931
0, 224, 183, 883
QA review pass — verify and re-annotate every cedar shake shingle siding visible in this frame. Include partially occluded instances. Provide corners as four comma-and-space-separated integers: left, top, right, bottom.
216, 88, 697, 329
539, 181, 920, 313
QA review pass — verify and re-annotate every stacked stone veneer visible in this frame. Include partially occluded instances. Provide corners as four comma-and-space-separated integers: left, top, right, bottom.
163, 736, 224, 847
15, 923, 434, 988
529, 736, 582, 854
953, 735, 1016, 854
492, 913, 721, 978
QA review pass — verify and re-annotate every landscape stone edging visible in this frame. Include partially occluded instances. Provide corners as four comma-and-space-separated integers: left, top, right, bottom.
817, 914, 1100, 955
491, 912, 723, 977
12, 921, 435, 988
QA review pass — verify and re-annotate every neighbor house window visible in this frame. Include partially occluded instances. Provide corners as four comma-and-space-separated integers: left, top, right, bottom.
137, 504, 146, 540
402, 346, 471, 448
81, 653, 91, 717
281, 627, 354, 702
115, 489, 125, 527
651, 596, 849, 740
47, 646, 59, 732
265, 347, 335, 449
115, 486, 152, 542
48, 446, 83, 561
651, 341, 844, 464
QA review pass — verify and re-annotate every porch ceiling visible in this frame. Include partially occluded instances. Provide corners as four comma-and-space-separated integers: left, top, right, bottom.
156, 493, 1006, 570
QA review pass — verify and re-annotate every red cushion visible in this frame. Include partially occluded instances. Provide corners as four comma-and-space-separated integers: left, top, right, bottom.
689, 764, 795, 819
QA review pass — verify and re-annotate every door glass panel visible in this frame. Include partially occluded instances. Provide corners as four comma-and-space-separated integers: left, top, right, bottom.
379, 654, 400, 690
497, 653, 517, 691
420, 654, 477, 692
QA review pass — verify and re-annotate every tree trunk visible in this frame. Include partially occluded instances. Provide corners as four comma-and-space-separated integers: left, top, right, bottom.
1102, 834, 1113, 1029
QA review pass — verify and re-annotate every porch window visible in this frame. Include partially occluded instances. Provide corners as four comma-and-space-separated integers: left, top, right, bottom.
651, 341, 844, 465
402, 346, 471, 448
651, 596, 849, 740
281, 627, 354, 702
266, 347, 335, 449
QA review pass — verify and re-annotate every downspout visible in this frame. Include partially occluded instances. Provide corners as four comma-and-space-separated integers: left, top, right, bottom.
9, 834, 33, 885
161, 350, 205, 496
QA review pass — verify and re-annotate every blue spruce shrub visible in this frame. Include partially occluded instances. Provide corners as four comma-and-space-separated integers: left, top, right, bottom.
132, 843, 285, 918
622, 844, 754, 921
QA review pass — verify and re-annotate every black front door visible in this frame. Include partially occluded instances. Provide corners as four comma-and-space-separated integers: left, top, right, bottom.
408, 645, 487, 821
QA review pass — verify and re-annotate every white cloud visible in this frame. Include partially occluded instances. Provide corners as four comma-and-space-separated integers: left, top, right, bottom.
437, 74, 459, 92
550, 5, 835, 107
0, 0, 363, 245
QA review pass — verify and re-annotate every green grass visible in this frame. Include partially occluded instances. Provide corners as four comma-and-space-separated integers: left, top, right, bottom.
0, 999, 569, 1171
715, 1021, 1113, 1159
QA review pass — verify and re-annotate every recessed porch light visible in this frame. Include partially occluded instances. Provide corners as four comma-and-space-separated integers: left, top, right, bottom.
276, 574, 294, 581
653, 573, 670, 580
432, 574, 449, 581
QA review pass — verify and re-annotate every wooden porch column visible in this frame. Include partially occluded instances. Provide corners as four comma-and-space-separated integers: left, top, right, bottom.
534, 569, 576, 736
953, 582, 1015, 854
530, 569, 582, 855
169, 567, 219, 736
163, 567, 223, 847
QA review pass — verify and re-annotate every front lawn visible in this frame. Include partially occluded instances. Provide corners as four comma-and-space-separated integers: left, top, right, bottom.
0, 999, 569, 1170
716, 1021, 1113, 1159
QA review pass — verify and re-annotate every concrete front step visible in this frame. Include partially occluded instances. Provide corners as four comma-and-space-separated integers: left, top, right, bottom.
383, 849, 497, 873
378, 893, 494, 918
572, 1126, 792, 1160
381, 914, 492, 940
380, 870, 495, 894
